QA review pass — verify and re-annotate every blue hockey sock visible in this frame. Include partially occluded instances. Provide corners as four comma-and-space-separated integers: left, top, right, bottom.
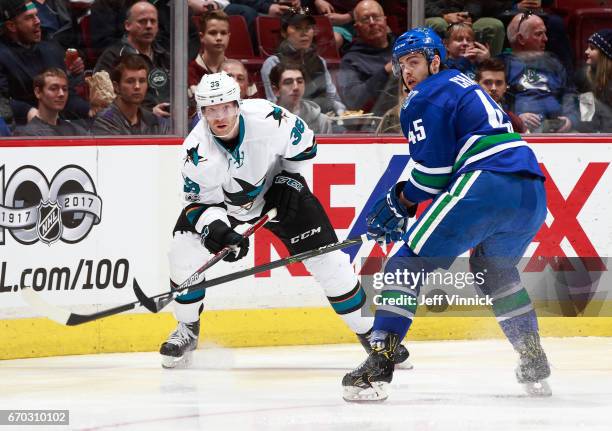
372, 314, 413, 341
498, 310, 539, 347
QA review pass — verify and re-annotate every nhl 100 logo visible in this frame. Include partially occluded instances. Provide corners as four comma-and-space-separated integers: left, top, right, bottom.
0, 165, 102, 246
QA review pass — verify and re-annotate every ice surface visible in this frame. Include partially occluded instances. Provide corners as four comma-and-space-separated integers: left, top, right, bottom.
1, 337, 611, 430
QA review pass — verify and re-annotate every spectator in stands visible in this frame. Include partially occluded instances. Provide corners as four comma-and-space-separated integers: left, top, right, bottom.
91, 53, 169, 135
444, 22, 490, 80
270, 62, 333, 134
14, 67, 87, 135
425, 1, 507, 56
94, 1, 170, 118
261, 7, 345, 115
575, 29, 612, 133
31, 0, 71, 44
188, 10, 230, 101
503, 11, 577, 133
337, 0, 397, 116
0, 0, 89, 125
221, 58, 256, 99
476, 58, 526, 133
512, 1, 574, 75
90, 0, 200, 65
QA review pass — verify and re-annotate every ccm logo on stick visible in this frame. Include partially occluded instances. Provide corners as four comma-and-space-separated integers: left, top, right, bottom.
290, 227, 322, 244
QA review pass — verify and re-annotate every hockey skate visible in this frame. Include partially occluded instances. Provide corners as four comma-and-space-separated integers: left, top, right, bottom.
515, 332, 552, 397
160, 320, 200, 369
357, 330, 413, 369
342, 333, 400, 402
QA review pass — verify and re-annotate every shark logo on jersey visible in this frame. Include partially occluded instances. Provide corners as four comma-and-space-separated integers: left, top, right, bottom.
223, 176, 266, 210
185, 144, 206, 166
266, 106, 288, 127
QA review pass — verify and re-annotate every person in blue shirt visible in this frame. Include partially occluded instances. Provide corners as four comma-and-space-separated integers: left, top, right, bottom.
342, 27, 551, 402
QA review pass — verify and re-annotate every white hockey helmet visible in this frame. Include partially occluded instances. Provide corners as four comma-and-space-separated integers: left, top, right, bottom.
195, 72, 241, 118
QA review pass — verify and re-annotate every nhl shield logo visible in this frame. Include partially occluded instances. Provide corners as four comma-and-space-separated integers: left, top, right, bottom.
37, 200, 63, 245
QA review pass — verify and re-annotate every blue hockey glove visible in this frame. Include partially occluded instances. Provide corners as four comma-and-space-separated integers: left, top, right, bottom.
366, 182, 416, 245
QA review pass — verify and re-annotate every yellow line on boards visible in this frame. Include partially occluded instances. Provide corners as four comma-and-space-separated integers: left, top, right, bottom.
1, 308, 611, 360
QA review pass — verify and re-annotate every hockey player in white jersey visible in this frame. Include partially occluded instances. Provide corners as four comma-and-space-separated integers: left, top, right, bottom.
160, 72, 410, 368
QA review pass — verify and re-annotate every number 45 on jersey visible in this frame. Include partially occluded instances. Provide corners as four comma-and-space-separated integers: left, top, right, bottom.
408, 119, 426, 144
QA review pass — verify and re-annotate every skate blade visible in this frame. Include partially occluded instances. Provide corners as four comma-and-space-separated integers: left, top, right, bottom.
342, 382, 389, 402
161, 351, 193, 369
395, 359, 414, 370
523, 379, 552, 397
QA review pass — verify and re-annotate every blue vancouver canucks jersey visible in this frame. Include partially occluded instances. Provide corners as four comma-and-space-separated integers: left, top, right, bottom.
399, 69, 544, 203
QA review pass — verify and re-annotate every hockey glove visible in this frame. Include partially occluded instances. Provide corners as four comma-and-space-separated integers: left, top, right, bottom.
263, 170, 307, 223
366, 182, 417, 245
201, 220, 249, 262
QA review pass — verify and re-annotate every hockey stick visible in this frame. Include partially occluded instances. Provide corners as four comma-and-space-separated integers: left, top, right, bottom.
135, 207, 277, 313
21, 208, 277, 326
134, 233, 369, 313
22, 233, 368, 326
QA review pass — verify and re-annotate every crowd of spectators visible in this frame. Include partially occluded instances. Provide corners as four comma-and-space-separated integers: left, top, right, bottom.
0, 0, 610, 137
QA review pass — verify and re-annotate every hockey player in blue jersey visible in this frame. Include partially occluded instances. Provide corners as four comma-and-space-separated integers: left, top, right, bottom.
342, 27, 551, 401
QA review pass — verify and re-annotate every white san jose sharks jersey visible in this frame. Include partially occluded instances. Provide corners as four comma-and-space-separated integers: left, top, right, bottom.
180, 98, 317, 231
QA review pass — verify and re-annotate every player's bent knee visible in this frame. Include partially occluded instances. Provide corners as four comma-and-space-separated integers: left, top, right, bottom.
168, 231, 209, 285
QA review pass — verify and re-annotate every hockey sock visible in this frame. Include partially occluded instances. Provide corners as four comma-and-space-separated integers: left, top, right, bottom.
492, 285, 539, 348
370, 249, 431, 340
327, 281, 374, 334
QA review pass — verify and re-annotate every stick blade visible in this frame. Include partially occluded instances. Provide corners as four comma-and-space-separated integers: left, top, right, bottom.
133, 278, 159, 313
20, 287, 71, 325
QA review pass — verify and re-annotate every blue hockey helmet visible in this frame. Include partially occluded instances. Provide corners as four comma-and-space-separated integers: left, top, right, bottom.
392, 27, 446, 77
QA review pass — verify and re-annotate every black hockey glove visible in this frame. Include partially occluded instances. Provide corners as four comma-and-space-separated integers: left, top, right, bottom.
263, 170, 307, 223
201, 220, 249, 262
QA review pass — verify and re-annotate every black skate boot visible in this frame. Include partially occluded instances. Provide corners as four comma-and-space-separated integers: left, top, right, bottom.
343, 333, 400, 402
357, 330, 412, 369
515, 332, 551, 397
160, 320, 200, 369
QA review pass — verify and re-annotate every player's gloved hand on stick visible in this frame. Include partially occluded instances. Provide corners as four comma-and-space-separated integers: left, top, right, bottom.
263, 170, 307, 223
366, 181, 417, 245
201, 220, 249, 262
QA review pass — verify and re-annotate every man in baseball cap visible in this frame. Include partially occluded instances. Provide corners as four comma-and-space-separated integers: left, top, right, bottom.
0, 0, 40, 44
0, 0, 36, 27
0, 0, 90, 125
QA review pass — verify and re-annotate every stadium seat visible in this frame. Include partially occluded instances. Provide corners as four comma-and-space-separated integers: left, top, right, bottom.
568, 7, 612, 66
77, 13, 96, 69
226, 15, 258, 59
256, 16, 283, 57
386, 15, 402, 36
555, 0, 611, 12
313, 15, 340, 62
